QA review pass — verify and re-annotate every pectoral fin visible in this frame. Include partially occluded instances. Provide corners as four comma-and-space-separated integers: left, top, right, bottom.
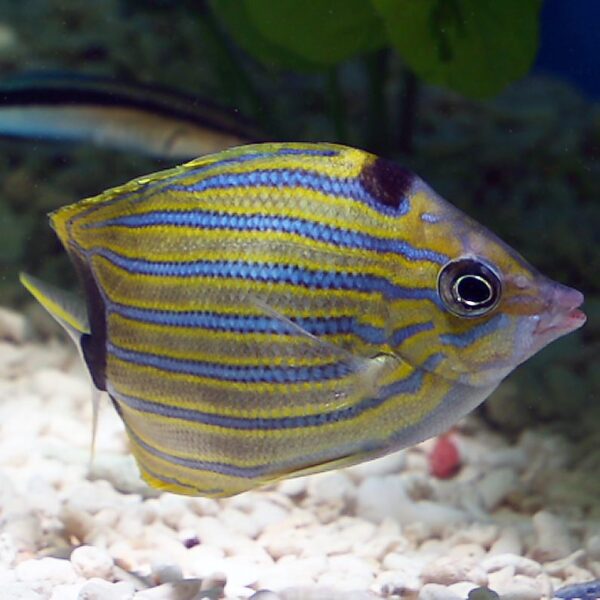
248, 295, 397, 398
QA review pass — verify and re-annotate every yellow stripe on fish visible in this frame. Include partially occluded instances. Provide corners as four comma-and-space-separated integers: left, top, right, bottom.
22, 142, 586, 497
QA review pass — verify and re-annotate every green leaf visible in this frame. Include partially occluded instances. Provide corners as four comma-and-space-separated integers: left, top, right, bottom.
373, 0, 542, 98
210, 0, 313, 70
211, 0, 386, 70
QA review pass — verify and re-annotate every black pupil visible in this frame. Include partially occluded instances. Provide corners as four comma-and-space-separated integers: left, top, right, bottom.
438, 258, 501, 317
456, 275, 491, 305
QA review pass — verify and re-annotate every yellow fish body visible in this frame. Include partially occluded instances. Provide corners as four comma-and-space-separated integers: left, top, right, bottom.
21, 142, 586, 497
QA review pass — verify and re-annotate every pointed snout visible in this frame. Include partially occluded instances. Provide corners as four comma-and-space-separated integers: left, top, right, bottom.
536, 281, 586, 337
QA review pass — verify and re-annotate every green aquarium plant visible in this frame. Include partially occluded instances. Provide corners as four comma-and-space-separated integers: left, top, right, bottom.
210, 0, 543, 98
209, 0, 543, 151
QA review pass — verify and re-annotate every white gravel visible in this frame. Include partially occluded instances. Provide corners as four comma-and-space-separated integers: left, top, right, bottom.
0, 307, 598, 600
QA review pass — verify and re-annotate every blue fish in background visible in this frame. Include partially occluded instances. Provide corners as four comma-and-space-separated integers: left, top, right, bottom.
0, 71, 264, 158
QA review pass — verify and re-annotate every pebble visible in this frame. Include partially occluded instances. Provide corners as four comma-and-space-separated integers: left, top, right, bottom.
150, 562, 183, 584
345, 451, 407, 481
278, 590, 379, 600
29, 368, 89, 402
191, 517, 250, 553
248, 500, 290, 534
15, 557, 78, 585
70, 545, 114, 579
220, 507, 262, 539
306, 471, 356, 504
0, 508, 43, 551
220, 555, 262, 588
257, 556, 327, 590
475, 468, 518, 511
183, 543, 225, 579
418, 583, 463, 600
448, 581, 480, 596
0, 582, 44, 600
0, 341, 25, 377
481, 553, 542, 577
448, 543, 486, 561
585, 534, 600, 560
356, 475, 466, 532
489, 527, 522, 556
532, 511, 573, 561
421, 555, 488, 586
491, 574, 542, 600
156, 494, 188, 530
318, 554, 375, 589
250, 592, 281, 600
49, 582, 85, 600
1, 333, 598, 599
481, 447, 528, 471
450, 524, 499, 549
374, 569, 421, 596
382, 552, 426, 574
0, 532, 18, 568
277, 477, 308, 497
64, 480, 124, 516
0, 307, 26, 343
186, 497, 220, 517
77, 578, 136, 600
542, 549, 586, 577
133, 580, 202, 600
486, 566, 515, 593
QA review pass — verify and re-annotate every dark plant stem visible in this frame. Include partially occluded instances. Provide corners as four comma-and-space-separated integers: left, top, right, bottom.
327, 68, 348, 143
365, 49, 390, 153
398, 68, 419, 155
200, 5, 268, 130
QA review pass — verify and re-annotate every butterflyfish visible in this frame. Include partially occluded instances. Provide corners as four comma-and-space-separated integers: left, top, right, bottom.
20, 142, 587, 497
0, 71, 263, 159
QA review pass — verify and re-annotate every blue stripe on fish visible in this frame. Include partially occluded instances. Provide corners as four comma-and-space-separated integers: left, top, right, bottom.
439, 313, 508, 348
111, 399, 226, 494
94, 249, 441, 303
108, 341, 354, 383
109, 303, 388, 343
162, 148, 341, 184
166, 169, 410, 216
125, 424, 279, 478
93, 148, 343, 207
110, 354, 443, 432
86, 211, 448, 264
141, 461, 224, 496
390, 321, 434, 346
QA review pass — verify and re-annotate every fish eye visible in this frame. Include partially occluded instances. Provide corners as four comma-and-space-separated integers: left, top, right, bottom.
437, 258, 502, 317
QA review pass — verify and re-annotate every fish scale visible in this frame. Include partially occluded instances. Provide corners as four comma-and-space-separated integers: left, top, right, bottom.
21, 142, 586, 497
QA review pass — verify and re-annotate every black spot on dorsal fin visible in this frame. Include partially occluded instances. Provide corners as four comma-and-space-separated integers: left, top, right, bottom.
360, 157, 414, 210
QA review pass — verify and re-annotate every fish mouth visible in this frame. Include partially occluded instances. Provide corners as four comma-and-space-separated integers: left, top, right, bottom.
535, 284, 586, 337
